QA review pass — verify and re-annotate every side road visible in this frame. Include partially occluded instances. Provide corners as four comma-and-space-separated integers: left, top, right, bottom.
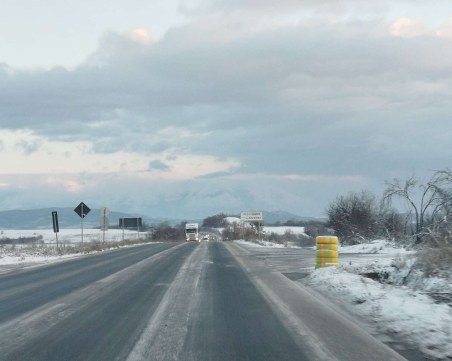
225, 241, 407, 361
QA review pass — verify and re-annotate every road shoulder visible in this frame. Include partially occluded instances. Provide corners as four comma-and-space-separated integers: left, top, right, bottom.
225, 241, 407, 361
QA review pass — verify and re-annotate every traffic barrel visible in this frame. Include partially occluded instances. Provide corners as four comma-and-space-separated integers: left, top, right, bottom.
316, 236, 339, 268
316, 243, 338, 251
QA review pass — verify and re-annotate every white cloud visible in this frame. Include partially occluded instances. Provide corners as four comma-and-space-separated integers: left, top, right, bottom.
128, 28, 153, 45
390, 17, 426, 37
46, 176, 86, 193
281, 174, 367, 183
0, 129, 239, 178
389, 16, 452, 39
435, 20, 452, 39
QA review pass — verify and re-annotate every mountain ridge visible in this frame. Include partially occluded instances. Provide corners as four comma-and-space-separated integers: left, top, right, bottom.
0, 208, 167, 230
0, 208, 322, 230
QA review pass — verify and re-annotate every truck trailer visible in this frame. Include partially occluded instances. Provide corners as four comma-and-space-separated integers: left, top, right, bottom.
185, 223, 199, 242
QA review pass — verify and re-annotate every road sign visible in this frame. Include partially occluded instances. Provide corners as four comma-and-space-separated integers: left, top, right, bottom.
240, 211, 263, 222
100, 207, 110, 231
74, 202, 91, 218
74, 202, 90, 245
51, 211, 59, 233
119, 217, 142, 229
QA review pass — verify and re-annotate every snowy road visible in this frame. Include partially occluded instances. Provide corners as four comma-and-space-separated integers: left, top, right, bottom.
0, 241, 407, 361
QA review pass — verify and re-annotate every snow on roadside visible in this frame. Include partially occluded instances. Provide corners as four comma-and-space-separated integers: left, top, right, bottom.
263, 226, 306, 236
339, 240, 452, 294
304, 267, 452, 360
309, 240, 452, 360
0, 228, 149, 271
0, 245, 83, 272
339, 239, 412, 255
0, 228, 145, 244
235, 239, 288, 248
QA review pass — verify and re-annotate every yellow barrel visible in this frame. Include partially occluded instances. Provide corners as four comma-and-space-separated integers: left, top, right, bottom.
316, 256, 338, 262
316, 243, 338, 251
316, 236, 339, 245
316, 261, 339, 268
316, 249, 338, 258
315, 236, 339, 268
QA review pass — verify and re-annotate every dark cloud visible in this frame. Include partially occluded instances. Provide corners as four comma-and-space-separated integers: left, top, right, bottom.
148, 160, 171, 171
1, 12, 452, 216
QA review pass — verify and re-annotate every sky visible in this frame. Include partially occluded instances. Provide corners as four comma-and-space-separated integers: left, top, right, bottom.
1, 0, 452, 220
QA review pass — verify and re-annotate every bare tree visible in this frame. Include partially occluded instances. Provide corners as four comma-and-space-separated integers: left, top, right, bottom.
425, 169, 452, 246
378, 206, 405, 241
202, 213, 228, 228
326, 190, 380, 244
383, 170, 452, 245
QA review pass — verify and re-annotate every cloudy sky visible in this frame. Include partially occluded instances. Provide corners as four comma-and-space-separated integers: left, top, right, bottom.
1, 0, 451, 220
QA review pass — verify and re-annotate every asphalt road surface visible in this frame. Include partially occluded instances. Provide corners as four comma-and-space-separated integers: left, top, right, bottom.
0, 241, 407, 361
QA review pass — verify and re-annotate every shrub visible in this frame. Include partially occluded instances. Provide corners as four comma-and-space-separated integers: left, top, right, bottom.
326, 190, 380, 244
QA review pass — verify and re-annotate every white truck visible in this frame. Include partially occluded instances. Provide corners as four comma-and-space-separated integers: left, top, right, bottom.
185, 223, 199, 242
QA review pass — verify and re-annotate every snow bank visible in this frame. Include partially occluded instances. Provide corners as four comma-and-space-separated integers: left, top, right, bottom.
263, 226, 306, 236
0, 248, 77, 266
339, 240, 452, 294
305, 267, 452, 360
339, 239, 412, 255
0, 228, 146, 244
0, 228, 149, 271
224, 217, 241, 224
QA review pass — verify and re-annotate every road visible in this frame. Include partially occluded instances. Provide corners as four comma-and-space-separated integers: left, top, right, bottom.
0, 241, 407, 361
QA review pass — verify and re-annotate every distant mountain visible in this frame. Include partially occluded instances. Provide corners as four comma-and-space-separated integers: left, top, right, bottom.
0, 207, 323, 230
263, 210, 324, 224
0, 208, 170, 230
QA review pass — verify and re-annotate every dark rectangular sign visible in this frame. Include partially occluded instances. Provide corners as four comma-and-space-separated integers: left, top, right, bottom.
52, 211, 59, 233
119, 217, 142, 229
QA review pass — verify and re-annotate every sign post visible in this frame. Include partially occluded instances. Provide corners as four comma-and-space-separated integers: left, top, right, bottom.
51, 211, 59, 250
240, 211, 264, 239
74, 202, 91, 246
100, 207, 110, 243
119, 217, 143, 241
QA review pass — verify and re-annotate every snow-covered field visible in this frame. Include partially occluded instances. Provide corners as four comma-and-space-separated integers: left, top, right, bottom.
237, 238, 452, 361
0, 228, 147, 269
263, 226, 306, 235
223, 218, 307, 237
0, 228, 146, 244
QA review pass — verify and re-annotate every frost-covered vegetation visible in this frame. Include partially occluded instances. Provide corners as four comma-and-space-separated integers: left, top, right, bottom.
326, 169, 452, 282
